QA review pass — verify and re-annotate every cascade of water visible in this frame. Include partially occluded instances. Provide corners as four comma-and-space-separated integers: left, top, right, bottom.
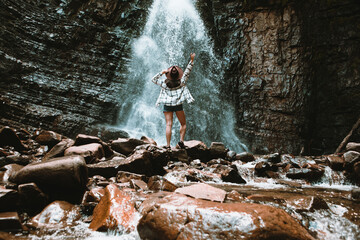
117, 0, 247, 152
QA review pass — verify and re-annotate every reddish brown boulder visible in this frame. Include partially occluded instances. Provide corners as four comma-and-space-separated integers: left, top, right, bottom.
111, 138, 147, 155
147, 175, 177, 192
74, 134, 113, 157
10, 155, 88, 202
0, 188, 19, 212
346, 142, 360, 153
87, 156, 126, 177
0, 127, 26, 151
89, 184, 138, 232
140, 136, 157, 145
1, 164, 23, 183
43, 138, 74, 161
326, 154, 345, 170
209, 142, 227, 158
183, 140, 209, 160
235, 152, 255, 162
137, 193, 315, 240
29, 201, 81, 229
175, 183, 226, 202
64, 143, 104, 163
34, 130, 62, 148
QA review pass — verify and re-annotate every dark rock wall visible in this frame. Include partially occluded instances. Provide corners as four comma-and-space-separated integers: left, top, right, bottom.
197, 0, 360, 154
0, 0, 151, 137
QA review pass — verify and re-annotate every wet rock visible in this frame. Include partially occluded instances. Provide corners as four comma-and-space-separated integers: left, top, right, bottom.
351, 188, 360, 200
88, 126, 130, 142
116, 171, 148, 183
34, 130, 62, 148
116, 148, 168, 177
207, 158, 231, 166
175, 183, 226, 202
1, 164, 24, 183
81, 187, 106, 215
226, 190, 245, 202
286, 196, 329, 211
74, 134, 113, 158
89, 184, 138, 232
235, 152, 255, 162
326, 154, 345, 171
247, 194, 285, 204
183, 140, 209, 160
0, 212, 22, 232
130, 179, 148, 191
87, 156, 125, 178
0, 127, 26, 151
29, 201, 81, 229
209, 142, 227, 158
43, 138, 75, 161
147, 175, 177, 192
10, 155, 88, 202
140, 136, 157, 145
18, 183, 48, 215
346, 142, 360, 153
267, 152, 281, 163
0, 188, 19, 212
343, 151, 360, 163
286, 168, 324, 181
111, 138, 147, 156
212, 164, 246, 184
254, 161, 271, 177
137, 193, 315, 240
186, 168, 221, 182
226, 150, 237, 160
64, 143, 104, 164
169, 148, 188, 163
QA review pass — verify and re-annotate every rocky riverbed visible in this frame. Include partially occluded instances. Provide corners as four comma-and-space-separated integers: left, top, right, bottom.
0, 125, 359, 239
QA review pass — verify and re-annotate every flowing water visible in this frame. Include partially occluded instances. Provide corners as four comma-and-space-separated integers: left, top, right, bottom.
116, 0, 247, 152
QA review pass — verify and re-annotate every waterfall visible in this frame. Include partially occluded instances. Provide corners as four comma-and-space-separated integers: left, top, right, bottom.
117, 0, 247, 152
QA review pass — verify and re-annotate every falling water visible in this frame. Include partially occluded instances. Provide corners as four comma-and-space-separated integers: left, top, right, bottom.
117, 0, 247, 152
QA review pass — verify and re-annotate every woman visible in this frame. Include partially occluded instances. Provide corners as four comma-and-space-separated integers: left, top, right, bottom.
151, 53, 196, 149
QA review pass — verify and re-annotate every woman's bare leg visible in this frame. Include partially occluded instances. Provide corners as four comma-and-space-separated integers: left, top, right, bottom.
164, 111, 173, 147
175, 110, 186, 142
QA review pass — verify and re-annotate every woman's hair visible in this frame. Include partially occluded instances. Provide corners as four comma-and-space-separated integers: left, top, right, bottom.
166, 66, 181, 88
170, 66, 179, 80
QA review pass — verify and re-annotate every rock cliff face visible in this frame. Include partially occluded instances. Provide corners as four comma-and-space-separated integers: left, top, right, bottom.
1, 0, 359, 154
197, 0, 360, 154
0, 0, 151, 137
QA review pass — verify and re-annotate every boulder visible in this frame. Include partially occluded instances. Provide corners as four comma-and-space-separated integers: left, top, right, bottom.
175, 183, 226, 202
88, 125, 130, 142
18, 183, 48, 215
89, 184, 138, 232
326, 154, 345, 171
1, 164, 23, 183
0, 188, 19, 212
169, 148, 188, 163
116, 148, 167, 177
343, 151, 360, 163
116, 171, 148, 183
130, 179, 148, 191
209, 142, 227, 158
147, 175, 177, 192
87, 156, 126, 177
226, 150, 237, 160
43, 139, 74, 161
286, 168, 324, 181
137, 193, 315, 240
267, 153, 281, 163
111, 138, 147, 155
9, 155, 88, 202
183, 140, 209, 161
74, 134, 113, 157
212, 164, 247, 184
64, 143, 104, 164
0, 127, 26, 151
0, 212, 22, 232
34, 130, 62, 148
346, 142, 360, 153
29, 201, 81, 229
140, 136, 157, 145
235, 152, 255, 162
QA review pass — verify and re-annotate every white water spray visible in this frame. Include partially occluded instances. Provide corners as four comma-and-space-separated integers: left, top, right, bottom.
117, 0, 247, 152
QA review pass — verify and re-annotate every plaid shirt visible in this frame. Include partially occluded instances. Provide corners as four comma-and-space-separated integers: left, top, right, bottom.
152, 60, 195, 106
